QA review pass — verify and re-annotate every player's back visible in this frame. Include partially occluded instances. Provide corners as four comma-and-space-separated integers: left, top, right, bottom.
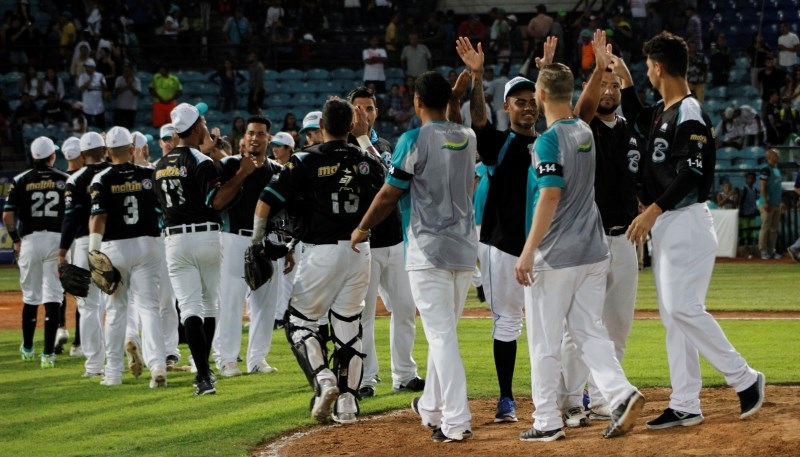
7, 167, 69, 235
91, 163, 161, 241
153, 146, 220, 227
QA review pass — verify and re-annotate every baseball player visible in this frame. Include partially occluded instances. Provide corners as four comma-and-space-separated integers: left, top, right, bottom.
58, 132, 111, 377
456, 36, 544, 423
153, 102, 222, 395
252, 98, 383, 424
348, 86, 424, 398
132, 131, 153, 166
88, 126, 166, 388
159, 123, 177, 159
351, 71, 478, 443
560, 31, 642, 425
514, 61, 644, 442
211, 115, 284, 376
619, 32, 765, 429
268, 131, 296, 330
3, 137, 69, 368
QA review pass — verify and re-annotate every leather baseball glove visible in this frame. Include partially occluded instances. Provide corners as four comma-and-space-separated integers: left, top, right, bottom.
58, 264, 91, 298
88, 250, 122, 295
244, 244, 274, 290
262, 238, 290, 260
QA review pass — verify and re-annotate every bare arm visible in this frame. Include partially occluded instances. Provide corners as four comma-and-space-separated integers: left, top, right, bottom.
88, 213, 107, 237
447, 70, 470, 124
455, 36, 487, 128
350, 183, 404, 251
514, 187, 561, 286
574, 30, 610, 122
211, 155, 258, 210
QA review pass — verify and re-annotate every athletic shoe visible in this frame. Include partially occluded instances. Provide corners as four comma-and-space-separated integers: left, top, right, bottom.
646, 408, 704, 429
125, 339, 144, 378
40, 353, 55, 368
81, 371, 103, 378
603, 390, 646, 438
194, 376, 216, 396
150, 365, 168, 388
100, 376, 122, 386
332, 393, 359, 424
411, 397, 437, 428
273, 319, 285, 330
250, 360, 277, 374
19, 344, 34, 361
54, 328, 69, 355
564, 406, 590, 428
394, 376, 425, 392
431, 427, 471, 442
166, 354, 180, 371
220, 361, 242, 377
311, 379, 339, 422
189, 355, 197, 373
70, 345, 83, 357
495, 397, 518, 422
589, 404, 613, 420
739, 371, 765, 419
773, 252, 783, 260
358, 386, 375, 398
519, 427, 566, 442
760, 252, 772, 260
788, 247, 800, 263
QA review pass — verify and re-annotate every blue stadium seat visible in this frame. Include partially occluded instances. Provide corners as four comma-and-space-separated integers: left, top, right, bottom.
294, 82, 317, 94
306, 68, 330, 80
264, 70, 279, 81
316, 80, 342, 96
267, 93, 292, 107
281, 80, 302, 95
176, 70, 205, 83
264, 80, 280, 93
706, 86, 727, 100
330, 68, 356, 80
717, 146, 739, 161
294, 93, 315, 105
385, 67, 404, 79
278, 68, 305, 82
433, 65, 453, 77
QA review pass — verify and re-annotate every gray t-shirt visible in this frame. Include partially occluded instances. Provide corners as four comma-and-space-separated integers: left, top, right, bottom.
114, 76, 141, 110
387, 121, 478, 270
400, 44, 432, 77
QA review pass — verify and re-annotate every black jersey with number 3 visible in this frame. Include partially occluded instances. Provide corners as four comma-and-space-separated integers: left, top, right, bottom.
4, 166, 69, 236
153, 146, 221, 227
90, 163, 161, 241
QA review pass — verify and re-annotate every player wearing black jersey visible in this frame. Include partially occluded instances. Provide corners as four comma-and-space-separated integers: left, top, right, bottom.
618, 32, 764, 429
57, 131, 111, 377
252, 98, 384, 424
3, 137, 69, 368
348, 86, 424, 398
154, 103, 222, 396
211, 115, 285, 377
89, 126, 166, 388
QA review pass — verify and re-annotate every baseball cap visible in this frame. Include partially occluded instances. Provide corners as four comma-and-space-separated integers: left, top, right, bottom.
132, 131, 153, 148
160, 123, 176, 139
31, 136, 58, 160
84, 58, 96, 67
503, 76, 536, 100
171, 102, 209, 134
299, 111, 322, 133
80, 131, 105, 151
62, 137, 82, 160
270, 131, 296, 149
507, 14, 518, 23
106, 126, 133, 148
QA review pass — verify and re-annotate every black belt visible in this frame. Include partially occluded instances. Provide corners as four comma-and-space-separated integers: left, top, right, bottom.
164, 223, 220, 235
238, 229, 253, 236
604, 225, 628, 237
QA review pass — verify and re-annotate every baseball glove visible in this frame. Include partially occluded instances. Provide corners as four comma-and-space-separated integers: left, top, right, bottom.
244, 244, 274, 290
262, 238, 290, 260
88, 250, 122, 295
58, 264, 91, 298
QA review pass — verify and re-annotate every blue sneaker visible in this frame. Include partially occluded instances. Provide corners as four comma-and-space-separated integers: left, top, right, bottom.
20, 344, 34, 361
40, 353, 55, 368
495, 397, 518, 423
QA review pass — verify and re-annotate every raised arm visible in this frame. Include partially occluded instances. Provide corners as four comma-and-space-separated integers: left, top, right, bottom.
574, 30, 611, 122
455, 36, 488, 129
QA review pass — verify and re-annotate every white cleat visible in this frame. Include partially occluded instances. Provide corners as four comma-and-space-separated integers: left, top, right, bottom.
125, 339, 144, 378
220, 361, 242, 377
149, 365, 168, 388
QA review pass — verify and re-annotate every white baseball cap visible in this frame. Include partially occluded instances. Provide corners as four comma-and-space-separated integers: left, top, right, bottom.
299, 111, 322, 133
270, 131, 295, 149
171, 102, 209, 134
31, 136, 58, 160
84, 58, 96, 67
503, 76, 536, 100
62, 137, 82, 160
160, 123, 176, 139
106, 126, 133, 148
132, 131, 153, 148
80, 131, 105, 151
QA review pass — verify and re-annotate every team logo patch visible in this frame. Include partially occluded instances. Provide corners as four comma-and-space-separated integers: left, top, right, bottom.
179, 166, 188, 177
358, 162, 370, 175
142, 179, 153, 189
56, 180, 66, 190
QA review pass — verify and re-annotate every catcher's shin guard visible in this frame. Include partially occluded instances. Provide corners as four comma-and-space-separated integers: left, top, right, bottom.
285, 306, 329, 394
330, 309, 365, 400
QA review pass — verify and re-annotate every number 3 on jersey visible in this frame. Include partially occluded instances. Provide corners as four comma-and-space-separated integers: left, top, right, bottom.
123, 195, 139, 225
161, 179, 185, 208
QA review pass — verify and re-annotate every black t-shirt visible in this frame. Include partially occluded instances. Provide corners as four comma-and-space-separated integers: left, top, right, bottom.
361, 136, 403, 249
757, 67, 787, 101
589, 116, 640, 229
474, 123, 537, 256
259, 140, 384, 244
60, 162, 111, 250
153, 146, 221, 227
90, 163, 161, 240
4, 166, 69, 236
217, 154, 282, 233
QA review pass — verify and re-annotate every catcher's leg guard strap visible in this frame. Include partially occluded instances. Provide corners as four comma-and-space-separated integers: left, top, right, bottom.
330, 309, 365, 398
285, 306, 329, 393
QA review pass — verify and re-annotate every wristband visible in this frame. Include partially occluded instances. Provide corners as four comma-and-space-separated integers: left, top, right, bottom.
356, 135, 372, 151
356, 226, 370, 235
7, 230, 21, 243
88, 233, 103, 252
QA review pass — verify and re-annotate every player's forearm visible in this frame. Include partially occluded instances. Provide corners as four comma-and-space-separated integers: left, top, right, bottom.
575, 66, 604, 122
88, 214, 107, 251
251, 200, 272, 244
470, 70, 488, 128
520, 188, 560, 258
358, 184, 402, 232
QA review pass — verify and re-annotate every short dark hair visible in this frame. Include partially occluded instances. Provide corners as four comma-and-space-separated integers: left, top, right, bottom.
246, 115, 272, 131
414, 71, 451, 111
347, 86, 376, 104
322, 98, 353, 137
642, 32, 688, 78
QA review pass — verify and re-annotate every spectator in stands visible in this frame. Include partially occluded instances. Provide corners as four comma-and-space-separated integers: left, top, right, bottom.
748, 32, 772, 87
77, 58, 107, 129
40, 90, 69, 128
710, 33, 734, 87
386, 83, 403, 118
86, 1, 102, 41
70, 42, 92, 79
734, 105, 766, 147
548, 12, 566, 64
716, 107, 744, 149
488, 8, 510, 62
58, 11, 77, 63
687, 41, 709, 102
393, 95, 417, 131
228, 115, 246, 149
610, 6, 634, 63
114, 63, 141, 129
280, 111, 299, 143
385, 13, 400, 65
527, 4, 552, 58
786, 171, 800, 262
271, 18, 295, 65
683, 6, 702, 51
70, 103, 87, 135
264, 0, 284, 35
12, 93, 41, 129
777, 20, 800, 74
19, 65, 40, 99
96, 46, 117, 91
758, 148, 784, 259
757, 55, 790, 107
579, 29, 595, 81
149, 64, 182, 127
459, 14, 487, 50
401, 33, 432, 78
644, 2, 662, 41
789, 67, 800, 103
777, 96, 800, 144
764, 91, 783, 145
716, 180, 740, 209
441, 10, 457, 63
740, 172, 760, 248
247, 51, 264, 114
209, 58, 245, 112
6, 14, 32, 67
363, 36, 388, 94
162, 4, 181, 41
42, 67, 65, 101
223, 7, 250, 61
423, 11, 444, 62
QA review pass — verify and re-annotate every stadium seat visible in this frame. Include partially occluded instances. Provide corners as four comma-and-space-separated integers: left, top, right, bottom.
295, 82, 318, 94
717, 146, 739, 161
433, 65, 453, 77
267, 93, 292, 107
306, 68, 329, 80
385, 67, 404, 79
278, 68, 305, 82
706, 86, 727, 100
330, 68, 356, 80
264, 69, 279, 80
264, 80, 280, 93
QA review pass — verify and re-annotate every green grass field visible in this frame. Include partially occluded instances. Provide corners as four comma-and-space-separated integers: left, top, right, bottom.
0, 262, 797, 456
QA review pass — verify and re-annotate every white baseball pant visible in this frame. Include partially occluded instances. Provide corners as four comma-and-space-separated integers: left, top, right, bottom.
478, 244, 525, 342
18, 231, 62, 305
164, 229, 221, 323
71, 235, 106, 374
157, 237, 180, 360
